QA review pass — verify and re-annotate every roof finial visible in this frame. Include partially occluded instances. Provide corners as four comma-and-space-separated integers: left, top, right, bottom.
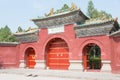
45, 8, 54, 16
114, 17, 118, 21
71, 3, 77, 10
78, 8, 80, 11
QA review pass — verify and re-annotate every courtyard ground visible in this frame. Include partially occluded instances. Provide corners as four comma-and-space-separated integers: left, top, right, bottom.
0, 68, 120, 80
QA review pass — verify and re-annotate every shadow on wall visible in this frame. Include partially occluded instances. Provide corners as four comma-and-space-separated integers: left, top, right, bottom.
0, 61, 3, 69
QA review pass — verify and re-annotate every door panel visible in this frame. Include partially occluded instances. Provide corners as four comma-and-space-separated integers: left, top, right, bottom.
25, 48, 36, 69
47, 38, 69, 70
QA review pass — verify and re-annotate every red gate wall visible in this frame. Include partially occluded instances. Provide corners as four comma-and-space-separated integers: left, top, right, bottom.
0, 24, 120, 73
0, 24, 118, 71
0, 46, 19, 68
19, 24, 111, 63
111, 37, 120, 73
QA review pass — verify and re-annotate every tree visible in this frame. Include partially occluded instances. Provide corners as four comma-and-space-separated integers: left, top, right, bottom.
62, 4, 69, 10
98, 10, 112, 19
87, 0, 97, 18
87, 0, 112, 19
17, 26, 24, 32
0, 25, 17, 42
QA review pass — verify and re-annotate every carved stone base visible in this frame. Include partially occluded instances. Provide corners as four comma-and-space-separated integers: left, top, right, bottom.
69, 60, 83, 71
35, 60, 46, 69
19, 60, 46, 69
19, 60, 25, 68
101, 60, 111, 72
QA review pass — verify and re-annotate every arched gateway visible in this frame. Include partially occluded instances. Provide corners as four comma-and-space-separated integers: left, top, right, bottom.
11, 4, 120, 73
82, 43, 101, 71
45, 38, 70, 70
24, 47, 36, 68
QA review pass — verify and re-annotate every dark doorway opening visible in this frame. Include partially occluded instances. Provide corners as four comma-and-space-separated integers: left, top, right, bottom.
83, 43, 101, 71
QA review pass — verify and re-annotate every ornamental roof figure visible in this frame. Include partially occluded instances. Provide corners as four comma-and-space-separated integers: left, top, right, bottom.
45, 3, 77, 17
32, 3, 88, 28
71, 3, 77, 10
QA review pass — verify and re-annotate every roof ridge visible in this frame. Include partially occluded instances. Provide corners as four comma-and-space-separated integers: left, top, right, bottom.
0, 42, 19, 44
76, 18, 114, 27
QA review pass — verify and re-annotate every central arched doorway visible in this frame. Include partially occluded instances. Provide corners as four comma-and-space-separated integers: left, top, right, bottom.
45, 38, 70, 70
83, 43, 101, 71
24, 47, 36, 68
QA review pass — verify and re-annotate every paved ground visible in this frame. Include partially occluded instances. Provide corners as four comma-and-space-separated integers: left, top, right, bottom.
0, 69, 120, 80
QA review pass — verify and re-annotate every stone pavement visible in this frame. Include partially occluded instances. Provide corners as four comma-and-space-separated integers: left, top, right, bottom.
0, 69, 120, 80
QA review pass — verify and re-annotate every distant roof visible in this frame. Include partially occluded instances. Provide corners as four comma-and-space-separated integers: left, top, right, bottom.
75, 18, 114, 28
14, 28, 39, 43
14, 28, 39, 36
74, 18, 120, 37
0, 42, 19, 47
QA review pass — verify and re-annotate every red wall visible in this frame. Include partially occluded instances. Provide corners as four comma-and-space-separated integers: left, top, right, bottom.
19, 24, 111, 61
0, 46, 19, 68
111, 37, 120, 73
0, 24, 119, 71
19, 24, 76, 60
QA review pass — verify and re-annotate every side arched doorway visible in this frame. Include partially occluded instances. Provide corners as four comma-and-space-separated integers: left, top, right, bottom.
24, 47, 36, 68
45, 38, 70, 70
82, 43, 101, 71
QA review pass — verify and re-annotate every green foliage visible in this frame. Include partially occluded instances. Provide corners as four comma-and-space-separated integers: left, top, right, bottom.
56, 4, 70, 13
0, 25, 17, 42
62, 4, 69, 10
89, 45, 101, 69
90, 57, 101, 69
99, 10, 112, 19
17, 26, 24, 32
87, 0, 112, 19
87, 0, 95, 18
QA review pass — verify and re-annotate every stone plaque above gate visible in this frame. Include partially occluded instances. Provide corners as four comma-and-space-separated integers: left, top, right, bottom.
48, 25, 64, 34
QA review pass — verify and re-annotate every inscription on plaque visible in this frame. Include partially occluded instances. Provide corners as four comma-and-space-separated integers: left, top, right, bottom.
48, 25, 64, 34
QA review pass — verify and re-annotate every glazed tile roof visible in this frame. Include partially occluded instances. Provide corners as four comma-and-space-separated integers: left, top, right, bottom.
76, 18, 114, 27
32, 9, 88, 28
74, 18, 120, 37
32, 3, 87, 20
14, 28, 39, 43
33, 9, 86, 20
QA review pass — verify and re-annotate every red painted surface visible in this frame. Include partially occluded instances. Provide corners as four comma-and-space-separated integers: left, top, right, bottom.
0, 24, 120, 73
18, 24, 113, 70
25, 48, 36, 68
15, 25, 112, 67
83, 52, 87, 70
82, 46, 87, 70
47, 38, 69, 70
111, 37, 120, 73
0, 46, 19, 68
20, 24, 111, 70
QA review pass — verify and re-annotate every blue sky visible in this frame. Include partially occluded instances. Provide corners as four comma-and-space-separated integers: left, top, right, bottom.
0, 0, 120, 32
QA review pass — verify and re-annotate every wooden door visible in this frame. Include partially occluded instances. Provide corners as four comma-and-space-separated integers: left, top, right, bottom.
83, 45, 91, 71
26, 48, 36, 69
47, 38, 69, 70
